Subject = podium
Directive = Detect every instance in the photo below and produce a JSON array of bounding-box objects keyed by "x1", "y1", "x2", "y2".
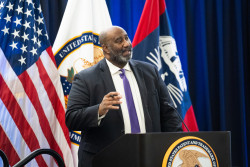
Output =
[{"x1": 93, "y1": 132, "x2": 231, "y2": 167}]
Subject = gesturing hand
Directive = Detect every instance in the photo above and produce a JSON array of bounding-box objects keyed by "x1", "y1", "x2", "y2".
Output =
[{"x1": 98, "y1": 92, "x2": 122, "y2": 116}]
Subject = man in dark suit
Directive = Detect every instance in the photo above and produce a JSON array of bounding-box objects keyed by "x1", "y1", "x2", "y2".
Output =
[{"x1": 66, "y1": 26, "x2": 182, "y2": 167}]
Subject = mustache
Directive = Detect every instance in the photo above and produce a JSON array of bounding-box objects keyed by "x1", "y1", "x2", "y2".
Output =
[{"x1": 122, "y1": 47, "x2": 132, "y2": 52}]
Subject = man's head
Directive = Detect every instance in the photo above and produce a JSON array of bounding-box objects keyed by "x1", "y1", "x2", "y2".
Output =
[{"x1": 99, "y1": 26, "x2": 132, "y2": 68}]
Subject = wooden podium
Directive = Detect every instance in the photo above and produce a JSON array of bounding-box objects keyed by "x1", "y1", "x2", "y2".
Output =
[{"x1": 93, "y1": 132, "x2": 231, "y2": 167}]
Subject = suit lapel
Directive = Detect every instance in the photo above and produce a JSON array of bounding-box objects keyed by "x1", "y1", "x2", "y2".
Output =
[
  {"x1": 99, "y1": 59, "x2": 116, "y2": 93},
  {"x1": 129, "y1": 60, "x2": 153, "y2": 132},
  {"x1": 99, "y1": 59, "x2": 124, "y2": 120}
]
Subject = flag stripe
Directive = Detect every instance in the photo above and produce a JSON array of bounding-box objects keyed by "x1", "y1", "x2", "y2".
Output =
[
  {"x1": 0, "y1": 74, "x2": 48, "y2": 167},
  {"x1": 18, "y1": 67, "x2": 64, "y2": 160},
  {"x1": 42, "y1": 48, "x2": 65, "y2": 106},
  {"x1": 29, "y1": 52, "x2": 73, "y2": 165},
  {"x1": 44, "y1": 47, "x2": 66, "y2": 107},
  {"x1": 46, "y1": 46, "x2": 57, "y2": 66},
  {"x1": 0, "y1": 51, "x2": 50, "y2": 166},
  {"x1": 183, "y1": 106, "x2": 199, "y2": 131},
  {"x1": 36, "y1": 57, "x2": 71, "y2": 146},
  {"x1": 0, "y1": 98, "x2": 40, "y2": 167},
  {"x1": 0, "y1": 124, "x2": 20, "y2": 166},
  {"x1": 40, "y1": 48, "x2": 71, "y2": 146},
  {"x1": 132, "y1": 0, "x2": 166, "y2": 47}
]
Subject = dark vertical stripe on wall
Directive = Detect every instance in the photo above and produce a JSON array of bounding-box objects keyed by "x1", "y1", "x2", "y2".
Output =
[
  {"x1": 234, "y1": 1, "x2": 248, "y2": 166},
  {"x1": 40, "y1": 0, "x2": 68, "y2": 45},
  {"x1": 222, "y1": 1, "x2": 246, "y2": 165},
  {"x1": 185, "y1": 0, "x2": 212, "y2": 131},
  {"x1": 242, "y1": 0, "x2": 250, "y2": 164},
  {"x1": 205, "y1": 0, "x2": 220, "y2": 131},
  {"x1": 215, "y1": 0, "x2": 226, "y2": 131}
]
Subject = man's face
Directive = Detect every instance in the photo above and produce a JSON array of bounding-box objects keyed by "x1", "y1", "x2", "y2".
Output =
[{"x1": 105, "y1": 27, "x2": 132, "y2": 67}]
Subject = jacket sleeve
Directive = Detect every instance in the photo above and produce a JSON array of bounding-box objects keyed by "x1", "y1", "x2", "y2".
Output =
[{"x1": 65, "y1": 73, "x2": 100, "y2": 131}]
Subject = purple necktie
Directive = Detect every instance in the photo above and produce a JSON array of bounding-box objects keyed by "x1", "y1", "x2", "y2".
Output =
[{"x1": 119, "y1": 69, "x2": 140, "y2": 133}]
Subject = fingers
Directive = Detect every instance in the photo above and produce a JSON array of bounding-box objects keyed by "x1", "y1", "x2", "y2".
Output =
[
  {"x1": 107, "y1": 92, "x2": 122, "y2": 99},
  {"x1": 105, "y1": 92, "x2": 122, "y2": 106},
  {"x1": 98, "y1": 92, "x2": 122, "y2": 116}
]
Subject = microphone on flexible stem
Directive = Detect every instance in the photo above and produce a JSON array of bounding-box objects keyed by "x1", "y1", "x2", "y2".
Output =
[{"x1": 164, "y1": 102, "x2": 190, "y2": 132}]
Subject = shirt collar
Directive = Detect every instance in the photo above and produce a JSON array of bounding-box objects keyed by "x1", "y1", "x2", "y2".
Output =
[{"x1": 106, "y1": 59, "x2": 131, "y2": 75}]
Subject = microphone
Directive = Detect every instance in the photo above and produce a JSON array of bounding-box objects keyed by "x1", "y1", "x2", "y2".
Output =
[{"x1": 164, "y1": 102, "x2": 190, "y2": 132}]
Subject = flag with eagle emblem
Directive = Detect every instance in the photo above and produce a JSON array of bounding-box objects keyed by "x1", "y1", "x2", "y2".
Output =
[{"x1": 132, "y1": 0, "x2": 198, "y2": 131}]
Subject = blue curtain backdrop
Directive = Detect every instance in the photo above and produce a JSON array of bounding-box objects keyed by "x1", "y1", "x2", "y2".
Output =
[{"x1": 41, "y1": 0, "x2": 250, "y2": 166}]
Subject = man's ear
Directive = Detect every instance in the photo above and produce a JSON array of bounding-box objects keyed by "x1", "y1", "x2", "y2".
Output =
[{"x1": 102, "y1": 45, "x2": 110, "y2": 54}]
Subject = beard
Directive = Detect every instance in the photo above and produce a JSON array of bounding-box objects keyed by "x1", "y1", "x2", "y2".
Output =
[{"x1": 109, "y1": 48, "x2": 132, "y2": 66}]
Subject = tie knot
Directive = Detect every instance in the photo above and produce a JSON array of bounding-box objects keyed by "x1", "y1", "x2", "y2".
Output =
[{"x1": 119, "y1": 69, "x2": 125, "y2": 78}]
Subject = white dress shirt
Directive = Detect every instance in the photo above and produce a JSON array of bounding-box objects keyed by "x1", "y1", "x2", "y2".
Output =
[{"x1": 106, "y1": 59, "x2": 146, "y2": 133}]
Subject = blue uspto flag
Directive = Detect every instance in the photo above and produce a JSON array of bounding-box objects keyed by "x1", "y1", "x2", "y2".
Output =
[{"x1": 132, "y1": 0, "x2": 198, "y2": 131}]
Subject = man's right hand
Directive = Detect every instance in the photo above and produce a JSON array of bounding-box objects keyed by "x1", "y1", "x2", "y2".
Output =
[{"x1": 98, "y1": 92, "x2": 122, "y2": 116}]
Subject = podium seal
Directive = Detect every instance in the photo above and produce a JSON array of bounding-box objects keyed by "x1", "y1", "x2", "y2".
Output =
[{"x1": 162, "y1": 136, "x2": 219, "y2": 167}]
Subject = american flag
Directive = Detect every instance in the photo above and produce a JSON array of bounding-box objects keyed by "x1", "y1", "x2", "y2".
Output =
[{"x1": 0, "y1": 0, "x2": 74, "y2": 166}]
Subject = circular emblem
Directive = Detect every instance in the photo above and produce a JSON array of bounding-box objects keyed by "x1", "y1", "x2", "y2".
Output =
[{"x1": 162, "y1": 136, "x2": 219, "y2": 167}]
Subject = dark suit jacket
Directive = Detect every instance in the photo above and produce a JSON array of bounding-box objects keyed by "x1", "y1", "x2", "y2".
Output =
[{"x1": 66, "y1": 58, "x2": 182, "y2": 167}]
